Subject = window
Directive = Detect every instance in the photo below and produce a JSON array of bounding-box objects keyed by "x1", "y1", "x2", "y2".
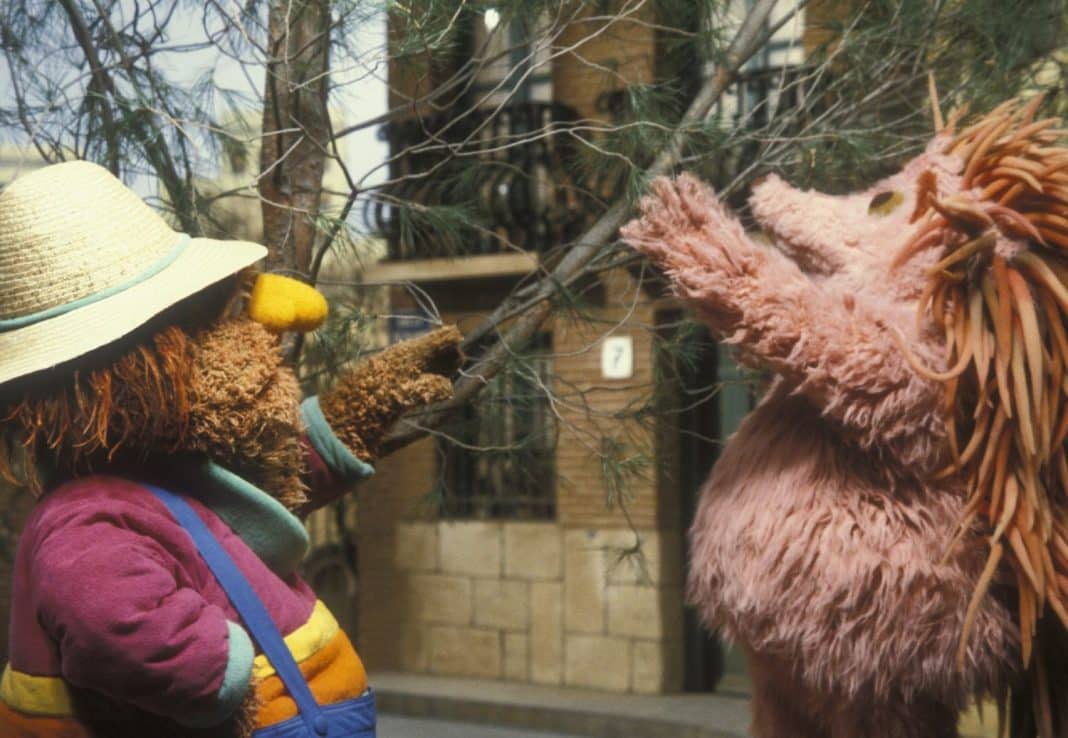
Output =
[
  {"x1": 438, "y1": 333, "x2": 556, "y2": 519},
  {"x1": 472, "y1": 7, "x2": 553, "y2": 107},
  {"x1": 711, "y1": 1, "x2": 808, "y2": 132}
]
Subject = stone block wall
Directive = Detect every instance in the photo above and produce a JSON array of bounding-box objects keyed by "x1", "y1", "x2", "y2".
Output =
[{"x1": 390, "y1": 519, "x2": 684, "y2": 694}]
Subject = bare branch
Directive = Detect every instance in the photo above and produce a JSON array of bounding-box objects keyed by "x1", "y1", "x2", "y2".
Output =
[{"x1": 379, "y1": 0, "x2": 787, "y2": 454}]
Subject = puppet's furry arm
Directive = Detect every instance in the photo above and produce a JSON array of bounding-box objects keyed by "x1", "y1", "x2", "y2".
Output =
[
  {"x1": 623, "y1": 175, "x2": 946, "y2": 471},
  {"x1": 300, "y1": 326, "x2": 463, "y2": 511},
  {"x1": 318, "y1": 325, "x2": 462, "y2": 460}
]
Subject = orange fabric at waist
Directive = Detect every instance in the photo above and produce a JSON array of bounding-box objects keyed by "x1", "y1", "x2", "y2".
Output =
[
  {"x1": 0, "y1": 700, "x2": 91, "y2": 738},
  {"x1": 255, "y1": 628, "x2": 368, "y2": 728}
]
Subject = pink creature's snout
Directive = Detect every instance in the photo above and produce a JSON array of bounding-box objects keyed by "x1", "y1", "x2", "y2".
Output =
[{"x1": 747, "y1": 173, "x2": 857, "y2": 276}]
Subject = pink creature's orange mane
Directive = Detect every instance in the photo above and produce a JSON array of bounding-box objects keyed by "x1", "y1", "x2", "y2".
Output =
[{"x1": 896, "y1": 96, "x2": 1068, "y2": 667}]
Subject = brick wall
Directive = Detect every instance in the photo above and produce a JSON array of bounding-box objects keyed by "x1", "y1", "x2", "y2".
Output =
[
  {"x1": 552, "y1": 3, "x2": 657, "y2": 121},
  {"x1": 803, "y1": 0, "x2": 855, "y2": 54},
  {"x1": 353, "y1": 437, "x2": 439, "y2": 670},
  {"x1": 554, "y1": 274, "x2": 661, "y2": 530}
]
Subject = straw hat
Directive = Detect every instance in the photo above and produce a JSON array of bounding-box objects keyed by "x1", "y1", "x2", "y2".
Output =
[{"x1": 0, "y1": 160, "x2": 266, "y2": 386}]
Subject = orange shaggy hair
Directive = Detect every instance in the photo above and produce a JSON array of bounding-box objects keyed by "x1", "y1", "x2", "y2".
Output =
[
  {"x1": 0, "y1": 276, "x2": 244, "y2": 494},
  {"x1": 896, "y1": 97, "x2": 1068, "y2": 670},
  {"x1": 0, "y1": 327, "x2": 196, "y2": 494}
]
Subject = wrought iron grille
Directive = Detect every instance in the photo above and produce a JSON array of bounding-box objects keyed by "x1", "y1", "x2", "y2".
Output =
[
  {"x1": 438, "y1": 333, "x2": 556, "y2": 520},
  {"x1": 724, "y1": 64, "x2": 808, "y2": 129},
  {"x1": 371, "y1": 102, "x2": 586, "y2": 261}
]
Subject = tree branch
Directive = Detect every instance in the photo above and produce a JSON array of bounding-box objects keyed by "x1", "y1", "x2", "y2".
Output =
[
  {"x1": 57, "y1": 0, "x2": 200, "y2": 233},
  {"x1": 379, "y1": 0, "x2": 786, "y2": 454},
  {"x1": 259, "y1": 0, "x2": 332, "y2": 276}
]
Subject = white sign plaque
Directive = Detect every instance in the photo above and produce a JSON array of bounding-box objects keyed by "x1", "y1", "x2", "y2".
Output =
[{"x1": 601, "y1": 336, "x2": 634, "y2": 379}]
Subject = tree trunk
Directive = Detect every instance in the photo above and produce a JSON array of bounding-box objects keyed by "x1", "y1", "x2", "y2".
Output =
[{"x1": 260, "y1": 0, "x2": 332, "y2": 276}]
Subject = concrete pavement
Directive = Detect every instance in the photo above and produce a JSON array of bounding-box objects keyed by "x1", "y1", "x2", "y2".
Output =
[
  {"x1": 374, "y1": 671, "x2": 999, "y2": 738},
  {"x1": 374, "y1": 671, "x2": 750, "y2": 738},
  {"x1": 380, "y1": 714, "x2": 580, "y2": 737}
]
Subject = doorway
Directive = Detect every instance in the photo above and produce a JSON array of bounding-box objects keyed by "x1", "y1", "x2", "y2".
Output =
[{"x1": 677, "y1": 328, "x2": 754, "y2": 692}]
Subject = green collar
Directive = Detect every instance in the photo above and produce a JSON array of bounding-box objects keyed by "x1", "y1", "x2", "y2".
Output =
[{"x1": 186, "y1": 460, "x2": 310, "y2": 577}]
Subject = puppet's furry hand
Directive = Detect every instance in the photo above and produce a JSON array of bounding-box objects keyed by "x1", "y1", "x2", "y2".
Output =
[
  {"x1": 318, "y1": 325, "x2": 463, "y2": 462},
  {"x1": 621, "y1": 174, "x2": 754, "y2": 324}
]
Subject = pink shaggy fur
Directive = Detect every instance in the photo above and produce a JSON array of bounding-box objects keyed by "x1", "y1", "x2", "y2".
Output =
[{"x1": 621, "y1": 138, "x2": 1018, "y2": 737}]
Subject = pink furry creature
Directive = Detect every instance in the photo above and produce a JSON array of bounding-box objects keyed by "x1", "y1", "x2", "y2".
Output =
[{"x1": 623, "y1": 97, "x2": 1068, "y2": 738}]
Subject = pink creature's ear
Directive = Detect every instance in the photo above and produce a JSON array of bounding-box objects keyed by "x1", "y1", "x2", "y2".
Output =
[{"x1": 748, "y1": 174, "x2": 865, "y2": 276}]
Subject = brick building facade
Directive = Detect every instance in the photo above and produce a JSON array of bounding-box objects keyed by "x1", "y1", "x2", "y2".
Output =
[
  {"x1": 354, "y1": 271, "x2": 690, "y2": 692},
  {"x1": 351, "y1": 0, "x2": 818, "y2": 694}
]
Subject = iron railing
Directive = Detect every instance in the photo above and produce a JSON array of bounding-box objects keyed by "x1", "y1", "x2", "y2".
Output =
[
  {"x1": 438, "y1": 333, "x2": 556, "y2": 520},
  {"x1": 371, "y1": 102, "x2": 586, "y2": 262},
  {"x1": 372, "y1": 67, "x2": 808, "y2": 263},
  {"x1": 724, "y1": 63, "x2": 809, "y2": 130}
]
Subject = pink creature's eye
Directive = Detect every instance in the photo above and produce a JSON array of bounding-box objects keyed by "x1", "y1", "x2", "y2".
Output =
[{"x1": 868, "y1": 190, "x2": 904, "y2": 216}]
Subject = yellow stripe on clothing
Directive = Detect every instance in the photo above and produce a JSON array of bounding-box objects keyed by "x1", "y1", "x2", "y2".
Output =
[
  {"x1": 255, "y1": 628, "x2": 368, "y2": 728},
  {"x1": 0, "y1": 599, "x2": 339, "y2": 718},
  {"x1": 0, "y1": 666, "x2": 73, "y2": 717},
  {"x1": 252, "y1": 600, "x2": 339, "y2": 680}
]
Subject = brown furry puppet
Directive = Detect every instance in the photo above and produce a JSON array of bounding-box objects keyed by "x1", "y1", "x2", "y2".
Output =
[
  {"x1": 623, "y1": 97, "x2": 1068, "y2": 737},
  {"x1": 0, "y1": 161, "x2": 461, "y2": 738}
]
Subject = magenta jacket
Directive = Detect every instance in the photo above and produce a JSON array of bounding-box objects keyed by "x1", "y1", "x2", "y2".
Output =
[{"x1": 1, "y1": 397, "x2": 373, "y2": 735}]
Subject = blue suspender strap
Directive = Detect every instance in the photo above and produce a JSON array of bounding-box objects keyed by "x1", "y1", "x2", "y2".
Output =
[{"x1": 145, "y1": 485, "x2": 330, "y2": 737}]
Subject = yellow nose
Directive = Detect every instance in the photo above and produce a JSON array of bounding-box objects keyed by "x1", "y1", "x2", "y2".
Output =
[{"x1": 247, "y1": 273, "x2": 329, "y2": 333}]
